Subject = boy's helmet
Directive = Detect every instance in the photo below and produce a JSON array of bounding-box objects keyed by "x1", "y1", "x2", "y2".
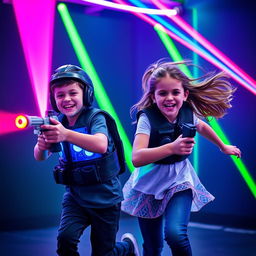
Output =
[{"x1": 49, "y1": 64, "x2": 94, "y2": 112}]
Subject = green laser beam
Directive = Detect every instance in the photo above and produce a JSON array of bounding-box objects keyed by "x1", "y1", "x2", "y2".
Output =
[
  {"x1": 208, "y1": 118, "x2": 256, "y2": 198},
  {"x1": 192, "y1": 8, "x2": 199, "y2": 79},
  {"x1": 191, "y1": 8, "x2": 199, "y2": 173},
  {"x1": 58, "y1": 3, "x2": 134, "y2": 172}
]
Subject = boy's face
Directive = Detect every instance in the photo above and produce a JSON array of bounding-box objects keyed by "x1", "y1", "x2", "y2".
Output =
[{"x1": 54, "y1": 82, "x2": 84, "y2": 123}]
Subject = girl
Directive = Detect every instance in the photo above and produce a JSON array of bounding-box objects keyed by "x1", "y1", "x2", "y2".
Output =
[{"x1": 121, "y1": 59, "x2": 241, "y2": 256}]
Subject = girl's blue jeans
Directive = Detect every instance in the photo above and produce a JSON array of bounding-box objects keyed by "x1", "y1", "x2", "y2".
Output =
[{"x1": 138, "y1": 189, "x2": 193, "y2": 256}]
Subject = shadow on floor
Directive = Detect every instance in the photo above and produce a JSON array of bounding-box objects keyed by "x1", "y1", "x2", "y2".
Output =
[{"x1": 0, "y1": 215, "x2": 256, "y2": 256}]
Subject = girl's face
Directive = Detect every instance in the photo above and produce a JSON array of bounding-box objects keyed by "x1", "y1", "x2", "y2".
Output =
[
  {"x1": 152, "y1": 75, "x2": 189, "y2": 122},
  {"x1": 54, "y1": 82, "x2": 84, "y2": 125}
]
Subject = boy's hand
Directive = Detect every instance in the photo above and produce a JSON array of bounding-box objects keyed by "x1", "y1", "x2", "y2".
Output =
[
  {"x1": 37, "y1": 134, "x2": 52, "y2": 151},
  {"x1": 171, "y1": 135, "x2": 195, "y2": 155},
  {"x1": 220, "y1": 145, "x2": 241, "y2": 158},
  {"x1": 41, "y1": 118, "x2": 67, "y2": 143}
]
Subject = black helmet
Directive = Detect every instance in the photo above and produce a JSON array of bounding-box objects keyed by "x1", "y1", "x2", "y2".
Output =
[{"x1": 49, "y1": 64, "x2": 94, "y2": 112}]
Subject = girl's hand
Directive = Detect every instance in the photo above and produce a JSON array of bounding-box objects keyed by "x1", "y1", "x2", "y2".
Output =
[
  {"x1": 41, "y1": 118, "x2": 68, "y2": 143},
  {"x1": 37, "y1": 134, "x2": 52, "y2": 151},
  {"x1": 171, "y1": 135, "x2": 195, "y2": 155},
  {"x1": 220, "y1": 145, "x2": 241, "y2": 158}
]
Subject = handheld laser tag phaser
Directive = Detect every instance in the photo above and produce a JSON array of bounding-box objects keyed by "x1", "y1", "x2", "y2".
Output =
[
  {"x1": 15, "y1": 110, "x2": 61, "y2": 152},
  {"x1": 181, "y1": 123, "x2": 196, "y2": 143}
]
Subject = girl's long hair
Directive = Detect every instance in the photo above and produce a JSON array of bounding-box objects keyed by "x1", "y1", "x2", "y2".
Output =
[{"x1": 131, "y1": 59, "x2": 236, "y2": 119}]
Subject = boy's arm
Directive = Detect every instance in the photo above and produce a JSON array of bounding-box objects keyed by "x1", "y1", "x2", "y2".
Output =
[
  {"x1": 41, "y1": 117, "x2": 108, "y2": 154},
  {"x1": 64, "y1": 130, "x2": 108, "y2": 154},
  {"x1": 196, "y1": 119, "x2": 241, "y2": 157}
]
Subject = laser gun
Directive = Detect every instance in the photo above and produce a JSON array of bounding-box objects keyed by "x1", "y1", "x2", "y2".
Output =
[
  {"x1": 181, "y1": 123, "x2": 196, "y2": 144},
  {"x1": 181, "y1": 123, "x2": 196, "y2": 138},
  {"x1": 15, "y1": 110, "x2": 61, "y2": 152}
]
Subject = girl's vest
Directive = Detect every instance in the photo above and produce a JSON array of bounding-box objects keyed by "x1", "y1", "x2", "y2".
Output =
[
  {"x1": 53, "y1": 108, "x2": 126, "y2": 185},
  {"x1": 137, "y1": 102, "x2": 196, "y2": 164}
]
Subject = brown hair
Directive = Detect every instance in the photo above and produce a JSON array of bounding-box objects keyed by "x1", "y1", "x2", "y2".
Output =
[
  {"x1": 51, "y1": 79, "x2": 84, "y2": 94},
  {"x1": 131, "y1": 59, "x2": 236, "y2": 119}
]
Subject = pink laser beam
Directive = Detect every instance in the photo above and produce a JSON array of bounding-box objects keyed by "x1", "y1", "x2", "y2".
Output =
[
  {"x1": 0, "y1": 111, "x2": 24, "y2": 135},
  {"x1": 12, "y1": 0, "x2": 57, "y2": 117},
  {"x1": 151, "y1": 0, "x2": 256, "y2": 88},
  {"x1": 113, "y1": 0, "x2": 256, "y2": 94}
]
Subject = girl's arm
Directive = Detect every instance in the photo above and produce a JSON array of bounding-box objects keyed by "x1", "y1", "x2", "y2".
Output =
[
  {"x1": 196, "y1": 119, "x2": 241, "y2": 157},
  {"x1": 132, "y1": 133, "x2": 195, "y2": 167},
  {"x1": 41, "y1": 118, "x2": 108, "y2": 154}
]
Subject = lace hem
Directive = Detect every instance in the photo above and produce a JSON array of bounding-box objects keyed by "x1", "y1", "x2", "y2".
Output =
[{"x1": 121, "y1": 180, "x2": 215, "y2": 218}]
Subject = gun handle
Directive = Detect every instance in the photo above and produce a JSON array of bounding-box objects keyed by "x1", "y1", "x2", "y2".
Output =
[{"x1": 50, "y1": 142, "x2": 62, "y2": 153}]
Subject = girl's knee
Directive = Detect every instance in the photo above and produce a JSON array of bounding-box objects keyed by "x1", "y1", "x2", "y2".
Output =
[
  {"x1": 164, "y1": 227, "x2": 192, "y2": 256},
  {"x1": 164, "y1": 225, "x2": 188, "y2": 246},
  {"x1": 141, "y1": 237, "x2": 164, "y2": 256}
]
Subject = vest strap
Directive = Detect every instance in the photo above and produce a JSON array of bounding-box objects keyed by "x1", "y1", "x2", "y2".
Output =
[
  {"x1": 137, "y1": 102, "x2": 195, "y2": 164},
  {"x1": 53, "y1": 150, "x2": 120, "y2": 185}
]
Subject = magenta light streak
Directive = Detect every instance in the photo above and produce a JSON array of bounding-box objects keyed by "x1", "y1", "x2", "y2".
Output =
[
  {"x1": 151, "y1": 0, "x2": 256, "y2": 89},
  {"x1": 0, "y1": 111, "x2": 23, "y2": 135},
  {"x1": 12, "y1": 0, "x2": 56, "y2": 117},
  {"x1": 114, "y1": 0, "x2": 256, "y2": 95}
]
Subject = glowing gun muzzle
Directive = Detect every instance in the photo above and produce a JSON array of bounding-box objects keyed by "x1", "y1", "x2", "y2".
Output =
[{"x1": 15, "y1": 115, "x2": 29, "y2": 129}]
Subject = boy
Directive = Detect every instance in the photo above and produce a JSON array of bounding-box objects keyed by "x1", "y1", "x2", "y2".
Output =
[{"x1": 34, "y1": 64, "x2": 140, "y2": 256}]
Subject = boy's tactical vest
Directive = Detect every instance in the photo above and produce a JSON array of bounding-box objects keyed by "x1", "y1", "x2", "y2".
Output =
[
  {"x1": 137, "y1": 102, "x2": 196, "y2": 164},
  {"x1": 53, "y1": 108, "x2": 126, "y2": 185}
]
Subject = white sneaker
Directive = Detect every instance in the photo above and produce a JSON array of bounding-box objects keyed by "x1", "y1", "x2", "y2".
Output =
[{"x1": 121, "y1": 233, "x2": 140, "y2": 256}]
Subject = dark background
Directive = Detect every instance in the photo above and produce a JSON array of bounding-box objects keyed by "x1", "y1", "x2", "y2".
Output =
[{"x1": 0, "y1": 0, "x2": 255, "y2": 230}]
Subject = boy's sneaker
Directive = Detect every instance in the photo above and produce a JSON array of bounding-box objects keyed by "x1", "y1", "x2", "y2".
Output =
[{"x1": 121, "y1": 233, "x2": 140, "y2": 256}]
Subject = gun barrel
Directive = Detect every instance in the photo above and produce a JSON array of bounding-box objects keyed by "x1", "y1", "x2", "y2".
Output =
[
  {"x1": 15, "y1": 115, "x2": 45, "y2": 129},
  {"x1": 27, "y1": 116, "x2": 45, "y2": 126}
]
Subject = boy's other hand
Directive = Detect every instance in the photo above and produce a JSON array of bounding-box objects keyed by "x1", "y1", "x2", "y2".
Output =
[{"x1": 37, "y1": 134, "x2": 52, "y2": 151}]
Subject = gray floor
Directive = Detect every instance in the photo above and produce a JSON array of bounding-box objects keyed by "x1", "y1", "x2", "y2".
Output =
[{"x1": 1, "y1": 216, "x2": 256, "y2": 256}]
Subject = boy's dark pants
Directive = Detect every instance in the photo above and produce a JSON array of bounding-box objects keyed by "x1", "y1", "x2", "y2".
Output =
[{"x1": 57, "y1": 193, "x2": 131, "y2": 256}]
